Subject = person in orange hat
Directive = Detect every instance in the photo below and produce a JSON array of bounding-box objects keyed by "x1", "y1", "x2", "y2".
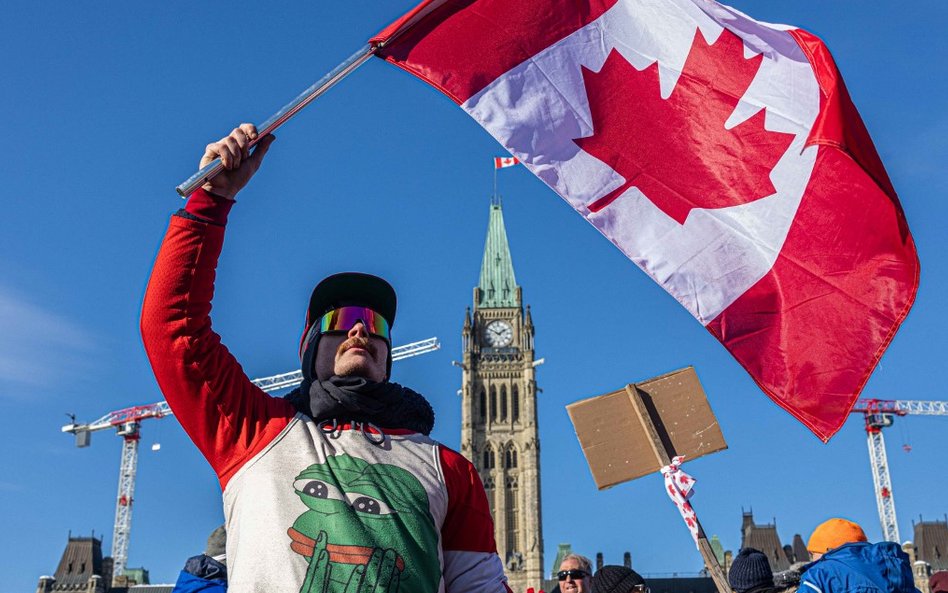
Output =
[
  {"x1": 806, "y1": 518, "x2": 868, "y2": 560},
  {"x1": 798, "y1": 518, "x2": 919, "y2": 593}
]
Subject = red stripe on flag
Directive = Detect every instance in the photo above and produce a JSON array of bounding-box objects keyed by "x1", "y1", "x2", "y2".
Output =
[
  {"x1": 375, "y1": 0, "x2": 618, "y2": 104},
  {"x1": 707, "y1": 146, "x2": 918, "y2": 441},
  {"x1": 790, "y1": 29, "x2": 899, "y2": 201}
]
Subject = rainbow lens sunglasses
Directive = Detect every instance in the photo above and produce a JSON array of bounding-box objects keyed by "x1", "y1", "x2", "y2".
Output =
[{"x1": 317, "y1": 306, "x2": 390, "y2": 341}]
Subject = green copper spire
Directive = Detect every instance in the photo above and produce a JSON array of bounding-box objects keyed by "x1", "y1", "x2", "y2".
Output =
[{"x1": 478, "y1": 199, "x2": 519, "y2": 308}]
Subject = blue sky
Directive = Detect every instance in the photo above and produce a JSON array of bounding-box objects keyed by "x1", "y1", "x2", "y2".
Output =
[{"x1": 2, "y1": 1, "x2": 947, "y2": 590}]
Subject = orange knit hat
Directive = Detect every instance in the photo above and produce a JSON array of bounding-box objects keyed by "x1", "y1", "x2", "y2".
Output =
[{"x1": 807, "y1": 518, "x2": 868, "y2": 554}]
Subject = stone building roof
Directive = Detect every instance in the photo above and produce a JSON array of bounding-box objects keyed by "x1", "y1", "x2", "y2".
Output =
[
  {"x1": 108, "y1": 586, "x2": 173, "y2": 593},
  {"x1": 915, "y1": 519, "x2": 948, "y2": 571},
  {"x1": 550, "y1": 543, "x2": 573, "y2": 578},
  {"x1": 741, "y1": 511, "x2": 791, "y2": 571},
  {"x1": 52, "y1": 535, "x2": 104, "y2": 589},
  {"x1": 791, "y1": 534, "x2": 811, "y2": 564}
]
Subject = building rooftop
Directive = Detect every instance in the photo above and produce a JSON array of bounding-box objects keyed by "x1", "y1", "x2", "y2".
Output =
[
  {"x1": 914, "y1": 519, "x2": 948, "y2": 571},
  {"x1": 741, "y1": 511, "x2": 791, "y2": 571},
  {"x1": 52, "y1": 535, "x2": 104, "y2": 589},
  {"x1": 478, "y1": 201, "x2": 519, "y2": 309}
]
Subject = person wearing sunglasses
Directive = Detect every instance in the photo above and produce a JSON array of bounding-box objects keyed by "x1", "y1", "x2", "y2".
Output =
[
  {"x1": 556, "y1": 554, "x2": 594, "y2": 593},
  {"x1": 142, "y1": 125, "x2": 510, "y2": 593},
  {"x1": 592, "y1": 565, "x2": 649, "y2": 593}
]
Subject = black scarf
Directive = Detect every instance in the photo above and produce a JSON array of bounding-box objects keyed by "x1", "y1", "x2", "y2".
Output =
[{"x1": 285, "y1": 375, "x2": 435, "y2": 435}]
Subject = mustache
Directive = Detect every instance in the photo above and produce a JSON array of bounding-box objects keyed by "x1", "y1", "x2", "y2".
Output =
[{"x1": 336, "y1": 336, "x2": 379, "y2": 357}]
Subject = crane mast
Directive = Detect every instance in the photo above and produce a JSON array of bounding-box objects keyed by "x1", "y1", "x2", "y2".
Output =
[
  {"x1": 851, "y1": 398, "x2": 948, "y2": 543},
  {"x1": 113, "y1": 422, "x2": 140, "y2": 581},
  {"x1": 62, "y1": 337, "x2": 439, "y2": 585}
]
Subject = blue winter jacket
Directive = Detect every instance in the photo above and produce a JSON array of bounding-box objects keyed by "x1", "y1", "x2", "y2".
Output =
[
  {"x1": 799, "y1": 542, "x2": 920, "y2": 593},
  {"x1": 171, "y1": 554, "x2": 227, "y2": 593}
]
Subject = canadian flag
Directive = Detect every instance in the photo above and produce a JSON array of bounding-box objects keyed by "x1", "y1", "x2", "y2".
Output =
[
  {"x1": 373, "y1": 0, "x2": 919, "y2": 441},
  {"x1": 495, "y1": 156, "x2": 520, "y2": 169}
]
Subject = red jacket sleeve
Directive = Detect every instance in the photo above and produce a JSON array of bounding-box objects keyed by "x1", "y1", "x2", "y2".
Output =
[
  {"x1": 439, "y1": 445, "x2": 511, "y2": 593},
  {"x1": 140, "y1": 191, "x2": 296, "y2": 487}
]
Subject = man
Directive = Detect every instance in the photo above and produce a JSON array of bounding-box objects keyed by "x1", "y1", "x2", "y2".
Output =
[
  {"x1": 728, "y1": 548, "x2": 775, "y2": 593},
  {"x1": 141, "y1": 125, "x2": 509, "y2": 593},
  {"x1": 931, "y1": 572, "x2": 948, "y2": 593},
  {"x1": 805, "y1": 518, "x2": 868, "y2": 561},
  {"x1": 556, "y1": 554, "x2": 593, "y2": 593},
  {"x1": 798, "y1": 518, "x2": 919, "y2": 593},
  {"x1": 592, "y1": 565, "x2": 649, "y2": 593},
  {"x1": 172, "y1": 526, "x2": 227, "y2": 593}
]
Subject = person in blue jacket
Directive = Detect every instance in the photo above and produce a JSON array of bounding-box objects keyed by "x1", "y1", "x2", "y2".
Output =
[
  {"x1": 799, "y1": 518, "x2": 920, "y2": 593},
  {"x1": 172, "y1": 526, "x2": 227, "y2": 593}
]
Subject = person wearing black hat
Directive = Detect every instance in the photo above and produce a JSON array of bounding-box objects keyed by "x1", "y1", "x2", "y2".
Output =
[
  {"x1": 142, "y1": 125, "x2": 508, "y2": 593},
  {"x1": 592, "y1": 565, "x2": 648, "y2": 593},
  {"x1": 728, "y1": 548, "x2": 775, "y2": 593}
]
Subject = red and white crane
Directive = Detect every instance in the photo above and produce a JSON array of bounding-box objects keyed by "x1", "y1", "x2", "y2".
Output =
[
  {"x1": 61, "y1": 337, "x2": 439, "y2": 584},
  {"x1": 851, "y1": 398, "x2": 948, "y2": 543}
]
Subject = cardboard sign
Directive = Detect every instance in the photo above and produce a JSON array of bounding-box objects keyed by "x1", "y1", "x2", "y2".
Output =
[{"x1": 567, "y1": 367, "x2": 727, "y2": 490}]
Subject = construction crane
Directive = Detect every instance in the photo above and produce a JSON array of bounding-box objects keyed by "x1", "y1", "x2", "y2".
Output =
[
  {"x1": 61, "y1": 337, "x2": 439, "y2": 584},
  {"x1": 851, "y1": 398, "x2": 948, "y2": 543}
]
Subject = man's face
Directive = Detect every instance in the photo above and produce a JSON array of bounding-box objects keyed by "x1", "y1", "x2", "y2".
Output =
[
  {"x1": 315, "y1": 322, "x2": 389, "y2": 382},
  {"x1": 558, "y1": 558, "x2": 591, "y2": 593}
]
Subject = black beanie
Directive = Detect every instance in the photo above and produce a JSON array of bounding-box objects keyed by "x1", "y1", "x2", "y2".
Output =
[
  {"x1": 593, "y1": 565, "x2": 646, "y2": 593},
  {"x1": 728, "y1": 548, "x2": 774, "y2": 593}
]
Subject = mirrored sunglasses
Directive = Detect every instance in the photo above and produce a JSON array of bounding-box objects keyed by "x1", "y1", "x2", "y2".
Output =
[{"x1": 318, "y1": 306, "x2": 390, "y2": 341}]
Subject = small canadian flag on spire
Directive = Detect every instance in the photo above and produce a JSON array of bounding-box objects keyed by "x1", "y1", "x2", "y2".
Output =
[{"x1": 494, "y1": 156, "x2": 519, "y2": 169}]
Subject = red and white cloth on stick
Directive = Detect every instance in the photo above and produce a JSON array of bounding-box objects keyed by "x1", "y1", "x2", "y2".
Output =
[
  {"x1": 373, "y1": 0, "x2": 919, "y2": 441},
  {"x1": 660, "y1": 455, "x2": 699, "y2": 546},
  {"x1": 494, "y1": 156, "x2": 520, "y2": 169}
]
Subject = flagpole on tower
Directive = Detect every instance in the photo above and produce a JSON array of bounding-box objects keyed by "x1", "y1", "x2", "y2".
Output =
[{"x1": 493, "y1": 164, "x2": 498, "y2": 201}]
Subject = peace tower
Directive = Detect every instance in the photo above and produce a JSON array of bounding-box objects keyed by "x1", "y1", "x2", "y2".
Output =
[{"x1": 459, "y1": 197, "x2": 544, "y2": 591}]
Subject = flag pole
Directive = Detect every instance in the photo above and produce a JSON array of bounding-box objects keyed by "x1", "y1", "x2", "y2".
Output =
[
  {"x1": 493, "y1": 164, "x2": 498, "y2": 201},
  {"x1": 176, "y1": 44, "x2": 377, "y2": 197}
]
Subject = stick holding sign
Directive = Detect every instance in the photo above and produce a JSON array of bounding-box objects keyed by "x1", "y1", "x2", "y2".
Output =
[{"x1": 567, "y1": 367, "x2": 731, "y2": 593}]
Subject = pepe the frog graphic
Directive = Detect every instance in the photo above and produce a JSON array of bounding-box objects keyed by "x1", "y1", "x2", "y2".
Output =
[{"x1": 288, "y1": 454, "x2": 439, "y2": 593}]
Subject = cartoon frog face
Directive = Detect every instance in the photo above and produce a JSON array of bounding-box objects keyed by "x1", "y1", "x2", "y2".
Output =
[{"x1": 288, "y1": 454, "x2": 439, "y2": 592}]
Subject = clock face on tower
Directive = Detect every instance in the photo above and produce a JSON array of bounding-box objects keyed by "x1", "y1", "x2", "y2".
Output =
[{"x1": 484, "y1": 320, "x2": 513, "y2": 347}]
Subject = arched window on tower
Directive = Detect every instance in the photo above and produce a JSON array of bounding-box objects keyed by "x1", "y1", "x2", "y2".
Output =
[
  {"x1": 512, "y1": 385, "x2": 520, "y2": 423},
  {"x1": 479, "y1": 388, "x2": 486, "y2": 421},
  {"x1": 490, "y1": 386, "x2": 497, "y2": 422},
  {"x1": 504, "y1": 443, "x2": 518, "y2": 469},
  {"x1": 500, "y1": 385, "x2": 508, "y2": 421},
  {"x1": 483, "y1": 444, "x2": 496, "y2": 470}
]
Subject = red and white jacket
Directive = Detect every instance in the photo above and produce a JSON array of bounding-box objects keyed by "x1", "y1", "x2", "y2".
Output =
[{"x1": 141, "y1": 190, "x2": 510, "y2": 593}]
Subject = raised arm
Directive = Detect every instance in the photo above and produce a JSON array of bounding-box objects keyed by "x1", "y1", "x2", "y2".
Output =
[{"x1": 141, "y1": 126, "x2": 292, "y2": 486}]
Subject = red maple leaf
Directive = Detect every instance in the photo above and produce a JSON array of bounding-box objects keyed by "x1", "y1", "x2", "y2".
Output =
[{"x1": 574, "y1": 29, "x2": 795, "y2": 224}]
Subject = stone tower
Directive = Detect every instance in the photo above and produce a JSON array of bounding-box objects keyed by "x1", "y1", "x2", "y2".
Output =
[{"x1": 459, "y1": 198, "x2": 544, "y2": 592}]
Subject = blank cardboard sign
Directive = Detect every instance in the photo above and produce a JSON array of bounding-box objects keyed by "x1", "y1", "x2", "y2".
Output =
[{"x1": 567, "y1": 367, "x2": 727, "y2": 490}]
